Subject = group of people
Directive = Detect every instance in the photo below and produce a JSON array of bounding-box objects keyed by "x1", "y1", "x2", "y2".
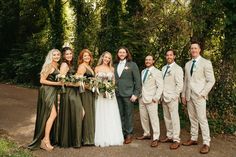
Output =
[
  {"x1": 136, "y1": 41, "x2": 215, "y2": 155},
  {"x1": 28, "y1": 41, "x2": 215, "y2": 154}
]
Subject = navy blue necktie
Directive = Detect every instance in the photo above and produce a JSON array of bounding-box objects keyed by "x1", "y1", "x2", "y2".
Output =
[
  {"x1": 190, "y1": 60, "x2": 196, "y2": 76},
  {"x1": 163, "y1": 65, "x2": 170, "y2": 78}
]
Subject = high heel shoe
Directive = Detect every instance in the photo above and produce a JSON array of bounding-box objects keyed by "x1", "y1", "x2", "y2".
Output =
[{"x1": 40, "y1": 140, "x2": 54, "y2": 151}]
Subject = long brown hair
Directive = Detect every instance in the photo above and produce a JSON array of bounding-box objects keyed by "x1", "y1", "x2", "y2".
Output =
[
  {"x1": 115, "y1": 47, "x2": 132, "y2": 63},
  {"x1": 61, "y1": 47, "x2": 73, "y2": 66},
  {"x1": 77, "y1": 49, "x2": 94, "y2": 65}
]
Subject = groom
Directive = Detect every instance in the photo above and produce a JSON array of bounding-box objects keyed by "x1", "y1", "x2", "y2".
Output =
[{"x1": 114, "y1": 47, "x2": 141, "y2": 144}]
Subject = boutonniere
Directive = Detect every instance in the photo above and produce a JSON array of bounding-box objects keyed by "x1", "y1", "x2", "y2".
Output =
[
  {"x1": 166, "y1": 70, "x2": 171, "y2": 76},
  {"x1": 124, "y1": 66, "x2": 129, "y2": 70},
  {"x1": 148, "y1": 72, "x2": 153, "y2": 79}
]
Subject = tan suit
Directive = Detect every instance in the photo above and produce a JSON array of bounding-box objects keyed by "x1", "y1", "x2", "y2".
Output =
[
  {"x1": 162, "y1": 62, "x2": 183, "y2": 142},
  {"x1": 139, "y1": 66, "x2": 163, "y2": 140},
  {"x1": 182, "y1": 56, "x2": 215, "y2": 146}
]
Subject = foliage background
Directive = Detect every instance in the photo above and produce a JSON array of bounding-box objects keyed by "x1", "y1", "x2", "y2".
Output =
[{"x1": 0, "y1": 0, "x2": 235, "y2": 134}]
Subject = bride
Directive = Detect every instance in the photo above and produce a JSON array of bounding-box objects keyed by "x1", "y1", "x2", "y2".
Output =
[{"x1": 94, "y1": 51, "x2": 124, "y2": 147}]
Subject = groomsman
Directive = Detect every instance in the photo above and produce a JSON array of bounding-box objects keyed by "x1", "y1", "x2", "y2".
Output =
[
  {"x1": 114, "y1": 47, "x2": 141, "y2": 144},
  {"x1": 182, "y1": 41, "x2": 215, "y2": 154},
  {"x1": 160, "y1": 50, "x2": 183, "y2": 149},
  {"x1": 137, "y1": 55, "x2": 163, "y2": 147}
]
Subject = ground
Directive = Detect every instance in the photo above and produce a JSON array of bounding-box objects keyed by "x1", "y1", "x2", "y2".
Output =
[{"x1": 0, "y1": 83, "x2": 235, "y2": 157}]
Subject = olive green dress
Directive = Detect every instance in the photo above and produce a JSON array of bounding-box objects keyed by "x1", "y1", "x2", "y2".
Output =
[
  {"x1": 28, "y1": 69, "x2": 59, "y2": 150},
  {"x1": 80, "y1": 68, "x2": 95, "y2": 145},
  {"x1": 58, "y1": 66, "x2": 83, "y2": 148}
]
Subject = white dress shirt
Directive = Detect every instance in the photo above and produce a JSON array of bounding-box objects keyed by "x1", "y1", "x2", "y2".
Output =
[
  {"x1": 117, "y1": 59, "x2": 126, "y2": 77},
  {"x1": 191, "y1": 55, "x2": 201, "y2": 71}
]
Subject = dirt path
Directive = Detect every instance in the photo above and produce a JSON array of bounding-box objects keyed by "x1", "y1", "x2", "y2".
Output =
[{"x1": 0, "y1": 83, "x2": 235, "y2": 157}]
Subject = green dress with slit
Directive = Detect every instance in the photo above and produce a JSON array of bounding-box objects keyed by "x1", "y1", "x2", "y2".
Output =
[
  {"x1": 80, "y1": 68, "x2": 95, "y2": 145},
  {"x1": 58, "y1": 66, "x2": 83, "y2": 147},
  {"x1": 28, "y1": 69, "x2": 60, "y2": 150}
]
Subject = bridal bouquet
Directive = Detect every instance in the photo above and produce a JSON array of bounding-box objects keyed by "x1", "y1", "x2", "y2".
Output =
[{"x1": 91, "y1": 77, "x2": 116, "y2": 99}]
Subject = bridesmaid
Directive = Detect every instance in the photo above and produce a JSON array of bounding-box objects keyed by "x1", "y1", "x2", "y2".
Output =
[
  {"x1": 58, "y1": 47, "x2": 84, "y2": 148},
  {"x1": 28, "y1": 49, "x2": 62, "y2": 151},
  {"x1": 76, "y1": 49, "x2": 95, "y2": 145}
]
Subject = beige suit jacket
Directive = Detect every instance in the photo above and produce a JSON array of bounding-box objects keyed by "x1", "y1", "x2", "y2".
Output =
[
  {"x1": 182, "y1": 56, "x2": 215, "y2": 101},
  {"x1": 162, "y1": 62, "x2": 183, "y2": 103},
  {"x1": 140, "y1": 67, "x2": 163, "y2": 104}
]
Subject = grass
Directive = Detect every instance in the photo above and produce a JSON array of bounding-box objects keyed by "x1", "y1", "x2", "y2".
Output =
[{"x1": 0, "y1": 137, "x2": 33, "y2": 157}]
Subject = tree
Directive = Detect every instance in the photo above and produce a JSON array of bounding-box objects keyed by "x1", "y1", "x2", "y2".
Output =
[
  {"x1": 97, "y1": 0, "x2": 122, "y2": 54},
  {"x1": 42, "y1": 0, "x2": 64, "y2": 48}
]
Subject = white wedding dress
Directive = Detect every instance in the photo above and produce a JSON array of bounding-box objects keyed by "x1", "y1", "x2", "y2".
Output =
[{"x1": 94, "y1": 72, "x2": 124, "y2": 147}]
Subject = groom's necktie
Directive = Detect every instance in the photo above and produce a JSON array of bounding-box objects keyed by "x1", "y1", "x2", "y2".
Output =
[
  {"x1": 142, "y1": 69, "x2": 149, "y2": 83},
  {"x1": 190, "y1": 59, "x2": 196, "y2": 76},
  {"x1": 163, "y1": 65, "x2": 170, "y2": 79}
]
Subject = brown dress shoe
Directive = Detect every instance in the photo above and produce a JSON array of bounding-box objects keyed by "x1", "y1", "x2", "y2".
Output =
[
  {"x1": 160, "y1": 137, "x2": 173, "y2": 143},
  {"x1": 124, "y1": 135, "x2": 133, "y2": 144},
  {"x1": 182, "y1": 140, "x2": 198, "y2": 146},
  {"x1": 200, "y1": 144, "x2": 210, "y2": 154},
  {"x1": 151, "y1": 140, "x2": 159, "y2": 147},
  {"x1": 136, "y1": 135, "x2": 151, "y2": 140},
  {"x1": 170, "y1": 141, "x2": 180, "y2": 149}
]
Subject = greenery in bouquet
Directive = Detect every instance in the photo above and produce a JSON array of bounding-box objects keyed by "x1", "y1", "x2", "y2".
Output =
[
  {"x1": 93, "y1": 77, "x2": 116, "y2": 99},
  {"x1": 56, "y1": 74, "x2": 70, "y2": 93}
]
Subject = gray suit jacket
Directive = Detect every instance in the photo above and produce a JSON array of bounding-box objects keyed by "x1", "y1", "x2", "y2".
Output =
[
  {"x1": 162, "y1": 62, "x2": 183, "y2": 103},
  {"x1": 114, "y1": 61, "x2": 141, "y2": 97},
  {"x1": 182, "y1": 56, "x2": 215, "y2": 101},
  {"x1": 140, "y1": 66, "x2": 163, "y2": 104}
]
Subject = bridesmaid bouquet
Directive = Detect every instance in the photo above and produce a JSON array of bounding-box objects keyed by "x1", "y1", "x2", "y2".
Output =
[
  {"x1": 68, "y1": 75, "x2": 86, "y2": 88},
  {"x1": 56, "y1": 74, "x2": 69, "y2": 93}
]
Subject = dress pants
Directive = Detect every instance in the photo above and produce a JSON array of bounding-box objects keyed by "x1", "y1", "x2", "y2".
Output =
[
  {"x1": 139, "y1": 99, "x2": 160, "y2": 140},
  {"x1": 187, "y1": 93, "x2": 211, "y2": 146},
  {"x1": 116, "y1": 96, "x2": 134, "y2": 137},
  {"x1": 162, "y1": 98, "x2": 180, "y2": 142}
]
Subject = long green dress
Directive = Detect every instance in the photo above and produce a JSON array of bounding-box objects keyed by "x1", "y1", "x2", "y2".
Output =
[
  {"x1": 28, "y1": 69, "x2": 59, "y2": 150},
  {"x1": 58, "y1": 66, "x2": 83, "y2": 148},
  {"x1": 80, "y1": 68, "x2": 95, "y2": 145}
]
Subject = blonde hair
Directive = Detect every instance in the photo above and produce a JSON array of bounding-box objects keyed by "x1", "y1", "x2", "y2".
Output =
[
  {"x1": 97, "y1": 51, "x2": 113, "y2": 68},
  {"x1": 40, "y1": 49, "x2": 61, "y2": 75}
]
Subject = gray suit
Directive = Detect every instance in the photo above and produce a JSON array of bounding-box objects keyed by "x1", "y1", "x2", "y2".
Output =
[
  {"x1": 182, "y1": 56, "x2": 215, "y2": 146},
  {"x1": 115, "y1": 61, "x2": 141, "y2": 137},
  {"x1": 162, "y1": 62, "x2": 183, "y2": 142}
]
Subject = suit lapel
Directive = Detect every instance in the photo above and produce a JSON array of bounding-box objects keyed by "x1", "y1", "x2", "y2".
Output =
[
  {"x1": 114, "y1": 63, "x2": 119, "y2": 79},
  {"x1": 119, "y1": 62, "x2": 129, "y2": 78},
  {"x1": 141, "y1": 69, "x2": 145, "y2": 84}
]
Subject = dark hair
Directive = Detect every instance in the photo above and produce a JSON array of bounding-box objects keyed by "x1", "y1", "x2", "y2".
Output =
[
  {"x1": 61, "y1": 47, "x2": 73, "y2": 66},
  {"x1": 191, "y1": 41, "x2": 202, "y2": 49},
  {"x1": 165, "y1": 49, "x2": 176, "y2": 56},
  {"x1": 115, "y1": 47, "x2": 132, "y2": 63}
]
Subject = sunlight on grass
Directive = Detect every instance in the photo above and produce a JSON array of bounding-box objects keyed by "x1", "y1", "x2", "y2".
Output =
[{"x1": 0, "y1": 138, "x2": 33, "y2": 157}]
